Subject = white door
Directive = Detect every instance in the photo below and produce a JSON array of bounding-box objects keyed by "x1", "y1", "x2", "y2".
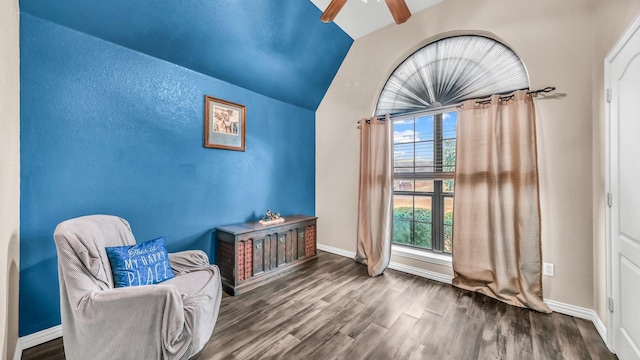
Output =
[{"x1": 607, "y1": 13, "x2": 640, "y2": 360}]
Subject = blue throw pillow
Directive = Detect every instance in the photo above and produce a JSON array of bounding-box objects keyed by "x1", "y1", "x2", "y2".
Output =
[{"x1": 105, "y1": 237, "x2": 175, "y2": 288}]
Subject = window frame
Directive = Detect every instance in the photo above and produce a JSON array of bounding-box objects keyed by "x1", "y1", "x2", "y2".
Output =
[{"x1": 392, "y1": 106, "x2": 457, "y2": 255}]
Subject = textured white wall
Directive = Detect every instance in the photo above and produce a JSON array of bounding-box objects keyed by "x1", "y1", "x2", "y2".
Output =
[
  {"x1": 317, "y1": 0, "x2": 602, "y2": 310},
  {"x1": 0, "y1": 0, "x2": 20, "y2": 358}
]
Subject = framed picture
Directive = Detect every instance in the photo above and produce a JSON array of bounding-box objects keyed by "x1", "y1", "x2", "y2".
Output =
[{"x1": 204, "y1": 96, "x2": 246, "y2": 151}]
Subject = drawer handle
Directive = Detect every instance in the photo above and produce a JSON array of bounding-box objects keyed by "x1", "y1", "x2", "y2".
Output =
[
  {"x1": 279, "y1": 237, "x2": 285, "y2": 243},
  {"x1": 256, "y1": 243, "x2": 262, "y2": 249}
]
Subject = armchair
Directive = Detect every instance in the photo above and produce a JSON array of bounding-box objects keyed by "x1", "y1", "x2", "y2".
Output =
[{"x1": 53, "y1": 215, "x2": 222, "y2": 360}]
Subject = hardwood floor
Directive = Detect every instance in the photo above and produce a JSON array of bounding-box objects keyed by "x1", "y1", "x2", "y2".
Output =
[{"x1": 22, "y1": 251, "x2": 615, "y2": 360}]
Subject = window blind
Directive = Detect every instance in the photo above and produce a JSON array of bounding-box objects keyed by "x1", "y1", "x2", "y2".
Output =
[{"x1": 376, "y1": 35, "x2": 529, "y2": 117}]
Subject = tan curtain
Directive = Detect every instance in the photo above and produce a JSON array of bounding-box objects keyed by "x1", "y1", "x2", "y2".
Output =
[
  {"x1": 355, "y1": 115, "x2": 393, "y2": 277},
  {"x1": 452, "y1": 90, "x2": 551, "y2": 313}
]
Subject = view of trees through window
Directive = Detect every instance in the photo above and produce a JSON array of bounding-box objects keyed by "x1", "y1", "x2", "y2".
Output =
[{"x1": 392, "y1": 111, "x2": 457, "y2": 254}]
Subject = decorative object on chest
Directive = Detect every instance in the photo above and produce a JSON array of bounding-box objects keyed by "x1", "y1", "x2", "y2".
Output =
[
  {"x1": 216, "y1": 215, "x2": 317, "y2": 295},
  {"x1": 259, "y1": 208, "x2": 285, "y2": 226}
]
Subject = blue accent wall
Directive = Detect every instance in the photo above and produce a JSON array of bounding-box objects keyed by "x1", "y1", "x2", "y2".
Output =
[
  {"x1": 20, "y1": 13, "x2": 317, "y2": 336},
  {"x1": 20, "y1": 0, "x2": 353, "y2": 110}
]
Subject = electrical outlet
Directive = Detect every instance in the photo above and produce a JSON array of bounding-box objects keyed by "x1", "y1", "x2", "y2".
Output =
[{"x1": 543, "y1": 263, "x2": 555, "y2": 277}]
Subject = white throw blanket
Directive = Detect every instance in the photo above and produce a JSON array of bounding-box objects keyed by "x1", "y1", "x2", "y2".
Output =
[{"x1": 54, "y1": 215, "x2": 222, "y2": 360}]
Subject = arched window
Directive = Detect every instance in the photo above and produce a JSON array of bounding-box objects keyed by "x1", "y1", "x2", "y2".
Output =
[
  {"x1": 376, "y1": 35, "x2": 529, "y2": 116},
  {"x1": 385, "y1": 35, "x2": 528, "y2": 255}
]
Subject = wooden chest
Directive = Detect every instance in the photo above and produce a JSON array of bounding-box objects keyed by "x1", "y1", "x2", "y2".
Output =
[{"x1": 215, "y1": 215, "x2": 317, "y2": 295}]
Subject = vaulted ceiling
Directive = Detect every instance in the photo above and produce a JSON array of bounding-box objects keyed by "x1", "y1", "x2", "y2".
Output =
[
  {"x1": 20, "y1": 0, "x2": 354, "y2": 110},
  {"x1": 309, "y1": 0, "x2": 444, "y2": 39}
]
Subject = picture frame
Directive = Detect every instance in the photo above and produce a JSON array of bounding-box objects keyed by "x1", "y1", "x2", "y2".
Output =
[{"x1": 204, "y1": 95, "x2": 246, "y2": 151}]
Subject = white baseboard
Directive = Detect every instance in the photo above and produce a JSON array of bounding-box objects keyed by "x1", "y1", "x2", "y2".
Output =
[
  {"x1": 592, "y1": 312, "x2": 609, "y2": 348},
  {"x1": 14, "y1": 324, "x2": 62, "y2": 359},
  {"x1": 13, "y1": 341, "x2": 21, "y2": 360},
  {"x1": 317, "y1": 243, "x2": 609, "y2": 347},
  {"x1": 543, "y1": 298, "x2": 596, "y2": 321},
  {"x1": 317, "y1": 244, "x2": 356, "y2": 259},
  {"x1": 387, "y1": 261, "x2": 454, "y2": 284},
  {"x1": 543, "y1": 299, "x2": 608, "y2": 349},
  {"x1": 17, "y1": 247, "x2": 611, "y2": 356}
]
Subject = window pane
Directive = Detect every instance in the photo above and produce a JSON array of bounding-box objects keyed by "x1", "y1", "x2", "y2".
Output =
[
  {"x1": 394, "y1": 195, "x2": 414, "y2": 246},
  {"x1": 444, "y1": 225, "x2": 453, "y2": 253},
  {"x1": 414, "y1": 222, "x2": 432, "y2": 249},
  {"x1": 444, "y1": 197, "x2": 454, "y2": 225},
  {"x1": 415, "y1": 180, "x2": 434, "y2": 192},
  {"x1": 393, "y1": 195, "x2": 413, "y2": 220},
  {"x1": 415, "y1": 115, "x2": 434, "y2": 141},
  {"x1": 394, "y1": 180, "x2": 414, "y2": 192},
  {"x1": 443, "y1": 180, "x2": 455, "y2": 193},
  {"x1": 444, "y1": 197, "x2": 453, "y2": 253},
  {"x1": 394, "y1": 143, "x2": 414, "y2": 172},
  {"x1": 394, "y1": 119, "x2": 415, "y2": 144},
  {"x1": 414, "y1": 195, "x2": 433, "y2": 250},
  {"x1": 414, "y1": 140, "x2": 434, "y2": 172},
  {"x1": 414, "y1": 196, "x2": 432, "y2": 223},
  {"x1": 414, "y1": 115, "x2": 435, "y2": 174},
  {"x1": 393, "y1": 220, "x2": 412, "y2": 245},
  {"x1": 442, "y1": 139, "x2": 456, "y2": 172},
  {"x1": 442, "y1": 111, "x2": 457, "y2": 138},
  {"x1": 442, "y1": 111, "x2": 457, "y2": 173}
]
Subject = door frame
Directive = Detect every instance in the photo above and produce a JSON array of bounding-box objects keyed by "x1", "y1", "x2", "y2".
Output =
[{"x1": 605, "y1": 10, "x2": 640, "y2": 353}]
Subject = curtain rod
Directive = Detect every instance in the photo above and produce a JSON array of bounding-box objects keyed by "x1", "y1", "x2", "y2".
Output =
[
  {"x1": 359, "y1": 86, "x2": 556, "y2": 124},
  {"x1": 474, "y1": 86, "x2": 556, "y2": 106}
]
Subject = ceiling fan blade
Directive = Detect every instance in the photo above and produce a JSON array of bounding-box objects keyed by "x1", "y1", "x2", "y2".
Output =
[
  {"x1": 320, "y1": 0, "x2": 348, "y2": 23},
  {"x1": 384, "y1": 0, "x2": 411, "y2": 24}
]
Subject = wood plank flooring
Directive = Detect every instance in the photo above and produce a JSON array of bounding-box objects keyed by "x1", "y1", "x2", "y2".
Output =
[{"x1": 22, "y1": 251, "x2": 615, "y2": 360}]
